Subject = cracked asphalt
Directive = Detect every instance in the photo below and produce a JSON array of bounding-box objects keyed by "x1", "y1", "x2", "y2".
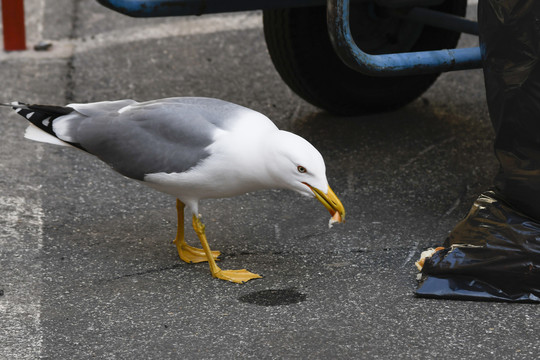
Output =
[{"x1": 1, "y1": 1, "x2": 538, "y2": 359}]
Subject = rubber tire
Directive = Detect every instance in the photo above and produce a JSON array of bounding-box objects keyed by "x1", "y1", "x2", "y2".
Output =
[{"x1": 263, "y1": 1, "x2": 467, "y2": 116}]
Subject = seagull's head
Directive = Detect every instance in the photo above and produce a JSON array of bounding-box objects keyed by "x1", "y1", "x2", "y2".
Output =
[{"x1": 265, "y1": 130, "x2": 345, "y2": 224}]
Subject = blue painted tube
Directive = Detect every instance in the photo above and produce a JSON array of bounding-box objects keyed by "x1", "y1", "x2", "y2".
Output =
[
  {"x1": 327, "y1": 0, "x2": 483, "y2": 76},
  {"x1": 96, "y1": 0, "x2": 325, "y2": 17}
]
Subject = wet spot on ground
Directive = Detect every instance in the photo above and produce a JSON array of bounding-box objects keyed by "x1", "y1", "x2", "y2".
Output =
[{"x1": 238, "y1": 288, "x2": 307, "y2": 306}]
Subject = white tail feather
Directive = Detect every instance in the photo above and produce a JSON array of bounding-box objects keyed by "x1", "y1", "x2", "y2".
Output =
[{"x1": 24, "y1": 123, "x2": 70, "y2": 147}]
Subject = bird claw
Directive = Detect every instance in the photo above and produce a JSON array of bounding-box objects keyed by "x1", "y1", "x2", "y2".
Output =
[
  {"x1": 213, "y1": 269, "x2": 262, "y2": 284},
  {"x1": 175, "y1": 241, "x2": 220, "y2": 264}
]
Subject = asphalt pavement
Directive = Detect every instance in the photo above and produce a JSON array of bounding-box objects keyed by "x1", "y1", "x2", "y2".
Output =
[{"x1": 1, "y1": 0, "x2": 538, "y2": 359}]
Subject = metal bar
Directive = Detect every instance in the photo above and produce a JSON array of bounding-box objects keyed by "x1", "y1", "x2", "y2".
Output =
[
  {"x1": 2, "y1": 0, "x2": 26, "y2": 51},
  {"x1": 397, "y1": 7, "x2": 479, "y2": 35},
  {"x1": 376, "y1": 0, "x2": 444, "y2": 7},
  {"x1": 327, "y1": 0, "x2": 482, "y2": 76},
  {"x1": 96, "y1": 0, "x2": 447, "y2": 17},
  {"x1": 96, "y1": 0, "x2": 327, "y2": 17}
]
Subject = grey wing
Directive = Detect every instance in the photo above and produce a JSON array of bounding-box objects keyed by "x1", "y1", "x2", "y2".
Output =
[
  {"x1": 68, "y1": 99, "x2": 138, "y2": 117},
  {"x1": 51, "y1": 100, "x2": 140, "y2": 144},
  {"x1": 73, "y1": 101, "x2": 225, "y2": 180},
  {"x1": 138, "y1": 97, "x2": 263, "y2": 130}
]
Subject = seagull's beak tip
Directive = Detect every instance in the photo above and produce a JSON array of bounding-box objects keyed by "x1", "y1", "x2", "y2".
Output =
[
  {"x1": 329, "y1": 209, "x2": 344, "y2": 226},
  {"x1": 307, "y1": 183, "x2": 346, "y2": 225}
]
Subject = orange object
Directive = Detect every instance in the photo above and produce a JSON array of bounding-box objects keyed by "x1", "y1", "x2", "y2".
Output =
[
  {"x1": 2, "y1": 0, "x2": 26, "y2": 51},
  {"x1": 415, "y1": 247, "x2": 445, "y2": 271}
]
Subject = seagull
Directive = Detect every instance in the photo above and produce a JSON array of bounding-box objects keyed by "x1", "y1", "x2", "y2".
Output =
[{"x1": 2, "y1": 98, "x2": 345, "y2": 283}]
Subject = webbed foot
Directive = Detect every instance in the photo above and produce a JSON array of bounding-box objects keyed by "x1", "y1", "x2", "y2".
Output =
[
  {"x1": 212, "y1": 268, "x2": 262, "y2": 284},
  {"x1": 175, "y1": 240, "x2": 220, "y2": 264}
]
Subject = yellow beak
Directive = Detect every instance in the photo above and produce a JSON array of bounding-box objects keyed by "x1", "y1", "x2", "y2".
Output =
[{"x1": 306, "y1": 184, "x2": 346, "y2": 223}]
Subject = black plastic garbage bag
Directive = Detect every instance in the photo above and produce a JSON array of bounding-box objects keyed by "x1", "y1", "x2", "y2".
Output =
[
  {"x1": 416, "y1": 191, "x2": 540, "y2": 302},
  {"x1": 416, "y1": 0, "x2": 540, "y2": 302}
]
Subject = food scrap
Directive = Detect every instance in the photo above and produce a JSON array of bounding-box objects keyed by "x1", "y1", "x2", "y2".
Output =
[
  {"x1": 415, "y1": 247, "x2": 445, "y2": 271},
  {"x1": 328, "y1": 211, "x2": 342, "y2": 228}
]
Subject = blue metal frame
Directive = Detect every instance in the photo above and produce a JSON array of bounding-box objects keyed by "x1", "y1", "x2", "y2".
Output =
[
  {"x1": 96, "y1": 0, "x2": 325, "y2": 17},
  {"x1": 96, "y1": 0, "x2": 483, "y2": 76},
  {"x1": 326, "y1": 0, "x2": 482, "y2": 76}
]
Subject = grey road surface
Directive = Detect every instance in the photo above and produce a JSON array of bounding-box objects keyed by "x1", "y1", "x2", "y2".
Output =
[{"x1": 1, "y1": 0, "x2": 538, "y2": 359}]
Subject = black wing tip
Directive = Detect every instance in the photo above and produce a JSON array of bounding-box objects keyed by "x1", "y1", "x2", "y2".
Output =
[
  {"x1": 11, "y1": 102, "x2": 70, "y2": 134},
  {"x1": 0, "y1": 101, "x2": 29, "y2": 109},
  {"x1": 10, "y1": 102, "x2": 85, "y2": 151},
  {"x1": 1, "y1": 101, "x2": 74, "y2": 115},
  {"x1": 26, "y1": 104, "x2": 75, "y2": 115}
]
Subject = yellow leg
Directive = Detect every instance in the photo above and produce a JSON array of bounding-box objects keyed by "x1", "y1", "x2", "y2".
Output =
[
  {"x1": 173, "y1": 199, "x2": 220, "y2": 264},
  {"x1": 192, "y1": 215, "x2": 262, "y2": 284}
]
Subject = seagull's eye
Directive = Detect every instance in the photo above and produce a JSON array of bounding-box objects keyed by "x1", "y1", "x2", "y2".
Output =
[{"x1": 297, "y1": 166, "x2": 307, "y2": 173}]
